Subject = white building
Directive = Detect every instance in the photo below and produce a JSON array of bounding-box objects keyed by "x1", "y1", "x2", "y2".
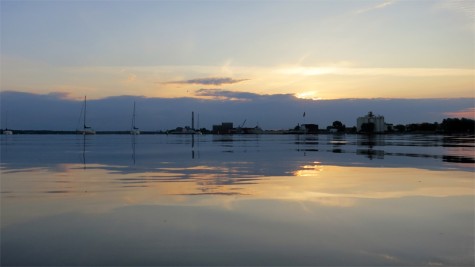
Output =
[{"x1": 357, "y1": 111, "x2": 387, "y2": 133}]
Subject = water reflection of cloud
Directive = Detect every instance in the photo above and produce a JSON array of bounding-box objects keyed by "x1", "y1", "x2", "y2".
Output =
[
  {"x1": 3, "y1": 163, "x2": 473, "y2": 204},
  {"x1": 292, "y1": 162, "x2": 323, "y2": 176}
]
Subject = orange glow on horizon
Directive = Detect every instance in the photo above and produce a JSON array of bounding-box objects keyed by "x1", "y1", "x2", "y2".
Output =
[{"x1": 444, "y1": 108, "x2": 475, "y2": 119}]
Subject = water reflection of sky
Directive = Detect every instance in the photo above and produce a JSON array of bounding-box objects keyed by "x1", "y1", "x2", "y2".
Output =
[{"x1": 1, "y1": 134, "x2": 474, "y2": 266}]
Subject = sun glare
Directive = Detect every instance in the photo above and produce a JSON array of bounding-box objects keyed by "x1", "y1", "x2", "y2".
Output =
[{"x1": 295, "y1": 91, "x2": 322, "y2": 100}]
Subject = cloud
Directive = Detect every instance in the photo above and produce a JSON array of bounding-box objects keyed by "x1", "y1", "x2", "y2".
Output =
[
  {"x1": 194, "y1": 89, "x2": 262, "y2": 101},
  {"x1": 444, "y1": 107, "x2": 475, "y2": 119},
  {"x1": 167, "y1": 77, "x2": 249, "y2": 86},
  {"x1": 436, "y1": 0, "x2": 475, "y2": 18},
  {"x1": 1, "y1": 90, "x2": 473, "y2": 131},
  {"x1": 46, "y1": 91, "x2": 75, "y2": 100},
  {"x1": 295, "y1": 91, "x2": 322, "y2": 100},
  {"x1": 354, "y1": 0, "x2": 397, "y2": 14},
  {"x1": 279, "y1": 66, "x2": 474, "y2": 77},
  {"x1": 435, "y1": 0, "x2": 475, "y2": 31}
]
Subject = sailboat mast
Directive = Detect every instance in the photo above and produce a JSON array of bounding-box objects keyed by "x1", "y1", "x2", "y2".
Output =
[
  {"x1": 84, "y1": 96, "x2": 87, "y2": 130},
  {"x1": 133, "y1": 101, "x2": 136, "y2": 129},
  {"x1": 79, "y1": 95, "x2": 95, "y2": 135},
  {"x1": 130, "y1": 101, "x2": 140, "y2": 134}
]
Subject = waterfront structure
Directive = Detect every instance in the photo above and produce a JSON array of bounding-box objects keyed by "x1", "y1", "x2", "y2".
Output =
[
  {"x1": 169, "y1": 126, "x2": 196, "y2": 134},
  {"x1": 287, "y1": 123, "x2": 319, "y2": 134},
  {"x1": 212, "y1": 122, "x2": 234, "y2": 134},
  {"x1": 302, "y1": 124, "x2": 319, "y2": 134},
  {"x1": 236, "y1": 126, "x2": 264, "y2": 134},
  {"x1": 357, "y1": 111, "x2": 387, "y2": 133},
  {"x1": 168, "y1": 111, "x2": 199, "y2": 134}
]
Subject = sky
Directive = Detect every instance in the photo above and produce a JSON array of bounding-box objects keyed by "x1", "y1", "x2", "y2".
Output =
[{"x1": 0, "y1": 0, "x2": 474, "y2": 130}]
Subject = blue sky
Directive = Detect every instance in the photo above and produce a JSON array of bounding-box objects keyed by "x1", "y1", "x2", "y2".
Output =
[{"x1": 1, "y1": 0, "x2": 474, "y2": 129}]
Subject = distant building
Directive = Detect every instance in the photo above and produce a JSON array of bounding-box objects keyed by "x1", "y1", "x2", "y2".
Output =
[
  {"x1": 302, "y1": 124, "x2": 319, "y2": 134},
  {"x1": 212, "y1": 122, "x2": 234, "y2": 134},
  {"x1": 288, "y1": 123, "x2": 319, "y2": 134},
  {"x1": 168, "y1": 126, "x2": 196, "y2": 134},
  {"x1": 327, "y1": 127, "x2": 338, "y2": 133},
  {"x1": 236, "y1": 126, "x2": 264, "y2": 134},
  {"x1": 357, "y1": 111, "x2": 387, "y2": 133}
]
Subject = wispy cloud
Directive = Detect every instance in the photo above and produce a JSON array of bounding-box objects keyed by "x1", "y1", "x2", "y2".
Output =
[
  {"x1": 436, "y1": 0, "x2": 475, "y2": 17},
  {"x1": 435, "y1": 0, "x2": 475, "y2": 31},
  {"x1": 279, "y1": 66, "x2": 474, "y2": 77},
  {"x1": 194, "y1": 89, "x2": 260, "y2": 101},
  {"x1": 167, "y1": 77, "x2": 249, "y2": 86},
  {"x1": 354, "y1": 0, "x2": 397, "y2": 14}
]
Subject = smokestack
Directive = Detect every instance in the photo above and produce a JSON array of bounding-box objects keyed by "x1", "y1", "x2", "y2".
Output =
[{"x1": 192, "y1": 111, "x2": 195, "y2": 130}]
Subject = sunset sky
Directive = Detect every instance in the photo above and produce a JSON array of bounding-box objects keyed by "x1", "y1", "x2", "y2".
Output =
[{"x1": 2, "y1": 0, "x2": 474, "y2": 101}]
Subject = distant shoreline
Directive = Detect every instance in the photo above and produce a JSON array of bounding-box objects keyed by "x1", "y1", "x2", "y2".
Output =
[{"x1": 1, "y1": 130, "x2": 473, "y2": 135}]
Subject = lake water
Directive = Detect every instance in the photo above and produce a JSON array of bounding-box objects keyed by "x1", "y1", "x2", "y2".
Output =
[{"x1": 1, "y1": 134, "x2": 474, "y2": 266}]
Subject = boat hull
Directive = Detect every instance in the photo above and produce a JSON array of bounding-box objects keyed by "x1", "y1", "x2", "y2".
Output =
[{"x1": 77, "y1": 130, "x2": 96, "y2": 135}]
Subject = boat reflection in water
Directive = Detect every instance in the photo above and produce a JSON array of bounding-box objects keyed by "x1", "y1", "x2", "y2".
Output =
[{"x1": 1, "y1": 134, "x2": 474, "y2": 266}]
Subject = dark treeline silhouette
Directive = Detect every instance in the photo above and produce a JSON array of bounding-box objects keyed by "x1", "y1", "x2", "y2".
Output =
[
  {"x1": 440, "y1": 118, "x2": 475, "y2": 134},
  {"x1": 402, "y1": 123, "x2": 439, "y2": 133},
  {"x1": 393, "y1": 118, "x2": 474, "y2": 134}
]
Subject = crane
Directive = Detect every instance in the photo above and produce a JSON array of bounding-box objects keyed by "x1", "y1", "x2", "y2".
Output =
[{"x1": 240, "y1": 119, "x2": 247, "y2": 128}]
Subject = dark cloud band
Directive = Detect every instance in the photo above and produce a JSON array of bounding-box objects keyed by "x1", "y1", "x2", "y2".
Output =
[
  {"x1": 194, "y1": 89, "x2": 261, "y2": 100},
  {"x1": 168, "y1": 77, "x2": 248, "y2": 86}
]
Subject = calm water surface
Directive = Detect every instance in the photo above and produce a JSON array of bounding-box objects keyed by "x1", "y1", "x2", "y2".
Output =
[{"x1": 1, "y1": 134, "x2": 474, "y2": 266}]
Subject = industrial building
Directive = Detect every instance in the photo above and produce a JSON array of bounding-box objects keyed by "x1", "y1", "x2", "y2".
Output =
[
  {"x1": 212, "y1": 122, "x2": 234, "y2": 134},
  {"x1": 357, "y1": 111, "x2": 387, "y2": 133}
]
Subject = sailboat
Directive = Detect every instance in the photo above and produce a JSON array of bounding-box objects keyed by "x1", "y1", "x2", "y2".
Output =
[
  {"x1": 130, "y1": 101, "x2": 140, "y2": 135},
  {"x1": 78, "y1": 96, "x2": 96, "y2": 135},
  {"x1": 2, "y1": 111, "x2": 13, "y2": 135}
]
